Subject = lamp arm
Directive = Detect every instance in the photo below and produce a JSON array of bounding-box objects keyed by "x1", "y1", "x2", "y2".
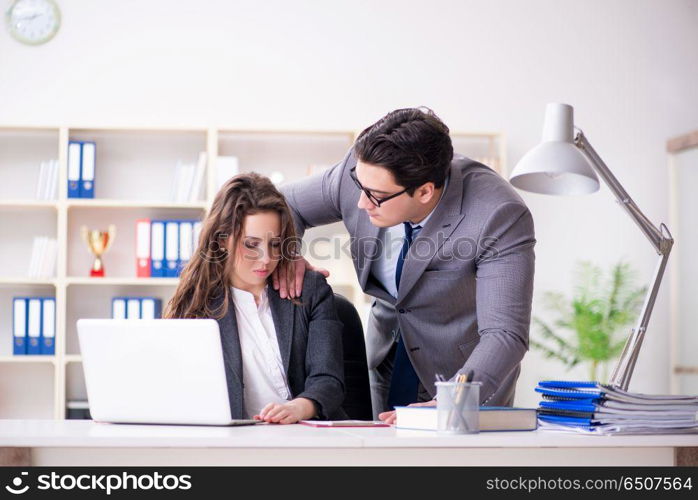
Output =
[
  {"x1": 573, "y1": 129, "x2": 674, "y2": 390},
  {"x1": 574, "y1": 129, "x2": 672, "y2": 255},
  {"x1": 609, "y1": 251, "x2": 671, "y2": 390}
]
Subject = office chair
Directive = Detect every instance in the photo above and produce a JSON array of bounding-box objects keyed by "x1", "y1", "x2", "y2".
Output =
[{"x1": 333, "y1": 293, "x2": 373, "y2": 420}]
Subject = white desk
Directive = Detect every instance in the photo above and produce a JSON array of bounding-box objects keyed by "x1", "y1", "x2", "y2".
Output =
[{"x1": 1, "y1": 420, "x2": 697, "y2": 466}]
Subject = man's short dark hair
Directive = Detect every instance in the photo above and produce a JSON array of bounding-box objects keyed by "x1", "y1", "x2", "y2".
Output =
[{"x1": 353, "y1": 107, "x2": 453, "y2": 194}]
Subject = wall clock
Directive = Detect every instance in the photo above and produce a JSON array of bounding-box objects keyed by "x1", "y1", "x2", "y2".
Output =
[{"x1": 6, "y1": 0, "x2": 60, "y2": 45}]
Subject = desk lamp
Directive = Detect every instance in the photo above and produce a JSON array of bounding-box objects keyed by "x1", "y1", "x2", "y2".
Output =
[{"x1": 509, "y1": 103, "x2": 674, "y2": 390}]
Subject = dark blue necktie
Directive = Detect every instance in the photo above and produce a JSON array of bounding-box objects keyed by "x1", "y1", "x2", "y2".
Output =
[
  {"x1": 388, "y1": 222, "x2": 421, "y2": 410},
  {"x1": 395, "y1": 222, "x2": 419, "y2": 291}
]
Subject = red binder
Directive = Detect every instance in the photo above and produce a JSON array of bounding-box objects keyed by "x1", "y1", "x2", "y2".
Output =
[{"x1": 135, "y1": 218, "x2": 151, "y2": 278}]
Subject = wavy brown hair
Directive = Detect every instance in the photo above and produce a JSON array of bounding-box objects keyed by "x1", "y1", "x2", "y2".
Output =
[{"x1": 164, "y1": 173, "x2": 300, "y2": 320}]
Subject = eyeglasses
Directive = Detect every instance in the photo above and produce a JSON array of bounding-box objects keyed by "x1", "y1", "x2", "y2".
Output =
[{"x1": 349, "y1": 167, "x2": 409, "y2": 207}]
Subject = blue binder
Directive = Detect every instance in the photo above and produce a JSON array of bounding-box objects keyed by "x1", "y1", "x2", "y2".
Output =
[
  {"x1": 150, "y1": 220, "x2": 166, "y2": 278},
  {"x1": 13, "y1": 297, "x2": 27, "y2": 355},
  {"x1": 165, "y1": 221, "x2": 180, "y2": 278},
  {"x1": 80, "y1": 141, "x2": 96, "y2": 198},
  {"x1": 177, "y1": 220, "x2": 194, "y2": 277},
  {"x1": 126, "y1": 297, "x2": 141, "y2": 319},
  {"x1": 26, "y1": 298, "x2": 42, "y2": 355},
  {"x1": 140, "y1": 298, "x2": 162, "y2": 319},
  {"x1": 40, "y1": 297, "x2": 56, "y2": 355},
  {"x1": 112, "y1": 297, "x2": 127, "y2": 319},
  {"x1": 67, "y1": 141, "x2": 82, "y2": 198}
]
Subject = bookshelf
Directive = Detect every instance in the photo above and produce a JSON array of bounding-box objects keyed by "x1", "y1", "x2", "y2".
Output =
[{"x1": 0, "y1": 125, "x2": 505, "y2": 420}]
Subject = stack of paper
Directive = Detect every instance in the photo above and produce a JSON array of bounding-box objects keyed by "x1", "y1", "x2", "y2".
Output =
[
  {"x1": 27, "y1": 236, "x2": 57, "y2": 279},
  {"x1": 536, "y1": 380, "x2": 698, "y2": 435},
  {"x1": 170, "y1": 152, "x2": 207, "y2": 203},
  {"x1": 36, "y1": 160, "x2": 59, "y2": 200}
]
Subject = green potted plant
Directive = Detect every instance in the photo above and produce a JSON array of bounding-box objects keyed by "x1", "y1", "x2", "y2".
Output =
[{"x1": 532, "y1": 260, "x2": 647, "y2": 383}]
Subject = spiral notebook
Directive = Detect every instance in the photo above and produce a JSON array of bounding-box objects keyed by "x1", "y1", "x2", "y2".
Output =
[{"x1": 536, "y1": 380, "x2": 698, "y2": 434}]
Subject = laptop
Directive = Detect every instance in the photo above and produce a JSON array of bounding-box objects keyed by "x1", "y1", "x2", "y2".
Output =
[{"x1": 77, "y1": 318, "x2": 260, "y2": 426}]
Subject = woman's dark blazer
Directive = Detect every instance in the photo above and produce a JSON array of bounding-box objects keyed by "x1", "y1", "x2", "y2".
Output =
[{"x1": 213, "y1": 269, "x2": 346, "y2": 420}]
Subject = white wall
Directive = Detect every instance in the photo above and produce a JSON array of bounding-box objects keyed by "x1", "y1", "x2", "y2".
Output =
[{"x1": 1, "y1": 0, "x2": 696, "y2": 406}]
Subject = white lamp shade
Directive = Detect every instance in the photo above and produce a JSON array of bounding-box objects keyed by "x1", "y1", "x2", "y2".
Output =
[{"x1": 510, "y1": 103, "x2": 600, "y2": 195}]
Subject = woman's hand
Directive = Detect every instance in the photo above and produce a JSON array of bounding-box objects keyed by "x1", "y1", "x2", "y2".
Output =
[
  {"x1": 378, "y1": 399, "x2": 437, "y2": 425},
  {"x1": 254, "y1": 398, "x2": 317, "y2": 424}
]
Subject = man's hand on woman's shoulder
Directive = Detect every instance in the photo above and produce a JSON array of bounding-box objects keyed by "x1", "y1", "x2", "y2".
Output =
[{"x1": 272, "y1": 257, "x2": 330, "y2": 299}]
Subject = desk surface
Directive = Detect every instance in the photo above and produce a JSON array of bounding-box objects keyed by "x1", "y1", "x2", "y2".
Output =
[{"x1": 2, "y1": 419, "x2": 698, "y2": 449}]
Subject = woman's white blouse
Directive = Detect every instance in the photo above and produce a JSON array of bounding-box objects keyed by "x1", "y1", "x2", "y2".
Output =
[{"x1": 231, "y1": 286, "x2": 291, "y2": 418}]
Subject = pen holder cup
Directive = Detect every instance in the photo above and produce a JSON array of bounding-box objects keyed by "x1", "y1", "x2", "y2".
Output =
[{"x1": 436, "y1": 381, "x2": 481, "y2": 434}]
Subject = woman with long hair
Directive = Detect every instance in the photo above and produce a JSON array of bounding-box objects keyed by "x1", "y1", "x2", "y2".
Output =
[{"x1": 164, "y1": 173, "x2": 345, "y2": 424}]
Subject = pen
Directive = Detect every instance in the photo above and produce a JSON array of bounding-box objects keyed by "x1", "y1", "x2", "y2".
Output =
[{"x1": 447, "y1": 372, "x2": 470, "y2": 431}]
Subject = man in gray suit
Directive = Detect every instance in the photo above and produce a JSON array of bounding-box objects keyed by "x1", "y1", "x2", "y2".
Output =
[{"x1": 277, "y1": 108, "x2": 535, "y2": 420}]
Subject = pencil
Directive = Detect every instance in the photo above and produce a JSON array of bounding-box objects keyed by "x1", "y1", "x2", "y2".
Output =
[{"x1": 447, "y1": 373, "x2": 469, "y2": 431}]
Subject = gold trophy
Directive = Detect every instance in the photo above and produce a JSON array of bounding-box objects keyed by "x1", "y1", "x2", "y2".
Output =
[{"x1": 80, "y1": 225, "x2": 116, "y2": 277}]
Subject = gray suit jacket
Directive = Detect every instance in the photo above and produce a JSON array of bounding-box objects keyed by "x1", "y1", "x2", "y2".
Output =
[
  {"x1": 281, "y1": 150, "x2": 536, "y2": 406},
  {"x1": 213, "y1": 270, "x2": 346, "y2": 419}
]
